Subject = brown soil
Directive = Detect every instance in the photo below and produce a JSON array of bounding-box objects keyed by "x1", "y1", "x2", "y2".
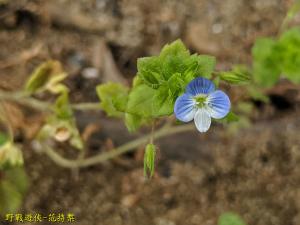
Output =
[{"x1": 1, "y1": 0, "x2": 300, "y2": 225}]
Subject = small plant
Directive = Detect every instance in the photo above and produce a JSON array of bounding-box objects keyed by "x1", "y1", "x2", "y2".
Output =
[
  {"x1": 252, "y1": 27, "x2": 300, "y2": 86},
  {"x1": 0, "y1": 40, "x2": 246, "y2": 180},
  {"x1": 0, "y1": 20, "x2": 299, "y2": 216},
  {"x1": 96, "y1": 40, "x2": 243, "y2": 175},
  {"x1": 218, "y1": 212, "x2": 247, "y2": 225}
]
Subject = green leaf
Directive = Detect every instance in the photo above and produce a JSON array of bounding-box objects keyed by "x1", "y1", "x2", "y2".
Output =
[
  {"x1": 218, "y1": 212, "x2": 247, "y2": 225},
  {"x1": 137, "y1": 40, "x2": 199, "y2": 88},
  {"x1": 195, "y1": 55, "x2": 216, "y2": 79},
  {"x1": 219, "y1": 65, "x2": 251, "y2": 85},
  {"x1": 252, "y1": 28, "x2": 300, "y2": 85},
  {"x1": 132, "y1": 75, "x2": 143, "y2": 87},
  {"x1": 96, "y1": 82, "x2": 128, "y2": 118},
  {"x1": 124, "y1": 113, "x2": 151, "y2": 132},
  {"x1": 144, "y1": 144, "x2": 156, "y2": 178},
  {"x1": 25, "y1": 60, "x2": 67, "y2": 94},
  {"x1": 220, "y1": 71, "x2": 251, "y2": 84},
  {"x1": 125, "y1": 113, "x2": 142, "y2": 132},
  {"x1": 69, "y1": 128, "x2": 84, "y2": 150},
  {"x1": 213, "y1": 76, "x2": 220, "y2": 87},
  {"x1": 167, "y1": 72, "x2": 185, "y2": 97},
  {"x1": 54, "y1": 91, "x2": 73, "y2": 120},
  {"x1": 5, "y1": 167, "x2": 28, "y2": 195},
  {"x1": 137, "y1": 57, "x2": 163, "y2": 88},
  {"x1": 159, "y1": 39, "x2": 190, "y2": 59},
  {"x1": 152, "y1": 85, "x2": 174, "y2": 117},
  {"x1": 0, "y1": 133, "x2": 8, "y2": 147},
  {"x1": 0, "y1": 143, "x2": 23, "y2": 170},
  {"x1": 150, "y1": 72, "x2": 186, "y2": 117},
  {"x1": 159, "y1": 40, "x2": 192, "y2": 81},
  {"x1": 252, "y1": 38, "x2": 281, "y2": 87},
  {"x1": 126, "y1": 84, "x2": 156, "y2": 117},
  {"x1": 135, "y1": 40, "x2": 216, "y2": 111},
  {"x1": 278, "y1": 27, "x2": 300, "y2": 83},
  {"x1": 183, "y1": 60, "x2": 199, "y2": 83},
  {"x1": 161, "y1": 55, "x2": 189, "y2": 81},
  {"x1": 0, "y1": 181, "x2": 22, "y2": 214},
  {"x1": 0, "y1": 167, "x2": 28, "y2": 215}
]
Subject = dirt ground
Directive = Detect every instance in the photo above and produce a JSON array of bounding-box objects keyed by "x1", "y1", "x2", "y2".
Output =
[{"x1": 1, "y1": 0, "x2": 300, "y2": 225}]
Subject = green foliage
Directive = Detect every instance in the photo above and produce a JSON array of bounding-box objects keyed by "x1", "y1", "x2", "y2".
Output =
[
  {"x1": 0, "y1": 167, "x2": 28, "y2": 215},
  {"x1": 97, "y1": 40, "x2": 255, "y2": 132},
  {"x1": 137, "y1": 40, "x2": 215, "y2": 88},
  {"x1": 278, "y1": 28, "x2": 300, "y2": 83},
  {"x1": 252, "y1": 38, "x2": 281, "y2": 87},
  {"x1": 126, "y1": 84, "x2": 156, "y2": 117},
  {"x1": 24, "y1": 60, "x2": 68, "y2": 94},
  {"x1": 0, "y1": 135, "x2": 23, "y2": 170},
  {"x1": 96, "y1": 82, "x2": 128, "y2": 118},
  {"x1": 123, "y1": 40, "x2": 216, "y2": 131},
  {"x1": 152, "y1": 84, "x2": 174, "y2": 117},
  {"x1": 252, "y1": 27, "x2": 300, "y2": 86},
  {"x1": 137, "y1": 57, "x2": 162, "y2": 89},
  {"x1": 144, "y1": 144, "x2": 156, "y2": 178},
  {"x1": 125, "y1": 113, "x2": 144, "y2": 132},
  {"x1": 0, "y1": 181, "x2": 22, "y2": 214},
  {"x1": 5, "y1": 168, "x2": 28, "y2": 196},
  {"x1": 219, "y1": 65, "x2": 251, "y2": 85},
  {"x1": 218, "y1": 212, "x2": 247, "y2": 225},
  {"x1": 195, "y1": 55, "x2": 216, "y2": 78},
  {"x1": 54, "y1": 91, "x2": 73, "y2": 120},
  {"x1": 0, "y1": 133, "x2": 7, "y2": 146},
  {"x1": 94, "y1": 40, "x2": 217, "y2": 132}
]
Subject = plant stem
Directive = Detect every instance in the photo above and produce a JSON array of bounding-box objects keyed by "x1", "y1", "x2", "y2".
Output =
[
  {"x1": 72, "y1": 102, "x2": 101, "y2": 111},
  {"x1": 42, "y1": 123, "x2": 195, "y2": 168},
  {"x1": 0, "y1": 90, "x2": 51, "y2": 111},
  {"x1": 0, "y1": 90, "x2": 101, "y2": 112},
  {"x1": 0, "y1": 89, "x2": 195, "y2": 169}
]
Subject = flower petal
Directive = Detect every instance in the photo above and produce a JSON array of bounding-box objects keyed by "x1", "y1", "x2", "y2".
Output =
[
  {"x1": 174, "y1": 94, "x2": 197, "y2": 122},
  {"x1": 206, "y1": 90, "x2": 231, "y2": 119},
  {"x1": 194, "y1": 108, "x2": 211, "y2": 132},
  {"x1": 186, "y1": 77, "x2": 215, "y2": 96}
]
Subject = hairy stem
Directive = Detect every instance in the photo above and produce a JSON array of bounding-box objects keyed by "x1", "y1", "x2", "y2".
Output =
[{"x1": 42, "y1": 124, "x2": 194, "y2": 168}]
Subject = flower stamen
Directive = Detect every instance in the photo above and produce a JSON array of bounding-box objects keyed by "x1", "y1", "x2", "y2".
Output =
[{"x1": 194, "y1": 94, "x2": 207, "y2": 108}]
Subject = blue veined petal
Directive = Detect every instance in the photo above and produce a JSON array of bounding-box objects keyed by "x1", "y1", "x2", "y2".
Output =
[
  {"x1": 206, "y1": 90, "x2": 231, "y2": 119},
  {"x1": 186, "y1": 77, "x2": 215, "y2": 96},
  {"x1": 194, "y1": 108, "x2": 211, "y2": 132},
  {"x1": 174, "y1": 94, "x2": 197, "y2": 122}
]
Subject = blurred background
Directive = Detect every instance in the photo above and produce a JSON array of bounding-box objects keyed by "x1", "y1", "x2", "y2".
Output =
[{"x1": 1, "y1": 0, "x2": 300, "y2": 225}]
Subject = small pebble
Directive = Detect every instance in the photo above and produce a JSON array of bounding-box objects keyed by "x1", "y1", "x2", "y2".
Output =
[{"x1": 82, "y1": 67, "x2": 99, "y2": 79}]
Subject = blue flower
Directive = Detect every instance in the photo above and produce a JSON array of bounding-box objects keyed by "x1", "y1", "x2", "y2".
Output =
[{"x1": 174, "y1": 77, "x2": 231, "y2": 132}]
